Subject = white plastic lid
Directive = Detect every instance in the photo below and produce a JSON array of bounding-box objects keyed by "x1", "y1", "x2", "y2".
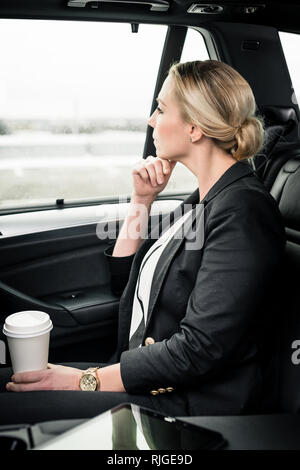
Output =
[{"x1": 3, "y1": 311, "x2": 53, "y2": 338}]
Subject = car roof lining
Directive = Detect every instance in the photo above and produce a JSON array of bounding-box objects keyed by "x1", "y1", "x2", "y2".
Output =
[{"x1": 0, "y1": 1, "x2": 299, "y2": 35}]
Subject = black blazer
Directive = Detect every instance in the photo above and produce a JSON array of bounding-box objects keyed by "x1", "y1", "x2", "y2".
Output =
[{"x1": 104, "y1": 160, "x2": 286, "y2": 417}]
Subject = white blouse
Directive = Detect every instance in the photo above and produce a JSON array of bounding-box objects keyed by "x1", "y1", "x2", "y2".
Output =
[{"x1": 129, "y1": 208, "x2": 193, "y2": 349}]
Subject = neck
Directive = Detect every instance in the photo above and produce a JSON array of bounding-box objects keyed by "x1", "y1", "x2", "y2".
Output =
[{"x1": 180, "y1": 138, "x2": 237, "y2": 202}]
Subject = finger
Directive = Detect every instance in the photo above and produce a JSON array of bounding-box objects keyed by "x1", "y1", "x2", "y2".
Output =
[
  {"x1": 160, "y1": 161, "x2": 170, "y2": 175},
  {"x1": 166, "y1": 160, "x2": 177, "y2": 172},
  {"x1": 161, "y1": 159, "x2": 176, "y2": 175},
  {"x1": 144, "y1": 156, "x2": 157, "y2": 183},
  {"x1": 146, "y1": 156, "x2": 162, "y2": 186},
  {"x1": 133, "y1": 157, "x2": 155, "y2": 184},
  {"x1": 145, "y1": 162, "x2": 158, "y2": 187},
  {"x1": 154, "y1": 159, "x2": 165, "y2": 185},
  {"x1": 6, "y1": 381, "x2": 43, "y2": 392},
  {"x1": 11, "y1": 370, "x2": 44, "y2": 384},
  {"x1": 155, "y1": 157, "x2": 170, "y2": 175},
  {"x1": 133, "y1": 166, "x2": 150, "y2": 184}
]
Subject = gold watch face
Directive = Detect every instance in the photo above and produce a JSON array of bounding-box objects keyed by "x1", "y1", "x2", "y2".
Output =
[{"x1": 80, "y1": 373, "x2": 97, "y2": 391}]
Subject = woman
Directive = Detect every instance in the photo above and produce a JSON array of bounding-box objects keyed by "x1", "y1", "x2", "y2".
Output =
[{"x1": 0, "y1": 60, "x2": 286, "y2": 425}]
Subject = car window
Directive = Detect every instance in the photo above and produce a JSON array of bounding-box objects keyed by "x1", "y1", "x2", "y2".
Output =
[
  {"x1": 0, "y1": 21, "x2": 208, "y2": 212},
  {"x1": 181, "y1": 27, "x2": 210, "y2": 63},
  {"x1": 279, "y1": 31, "x2": 300, "y2": 108}
]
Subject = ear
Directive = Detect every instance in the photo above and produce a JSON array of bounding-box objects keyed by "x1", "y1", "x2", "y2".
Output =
[{"x1": 190, "y1": 125, "x2": 204, "y2": 143}]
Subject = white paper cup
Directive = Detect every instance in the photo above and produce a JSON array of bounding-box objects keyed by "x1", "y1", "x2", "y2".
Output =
[{"x1": 2, "y1": 311, "x2": 53, "y2": 373}]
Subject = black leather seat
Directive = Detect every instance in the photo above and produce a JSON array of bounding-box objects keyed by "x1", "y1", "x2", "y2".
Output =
[
  {"x1": 252, "y1": 106, "x2": 298, "y2": 179},
  {"x1": 260, "y1": 143, "x2": 300, "y2": 413},
  {"x1": 261, "y1": 142, "x2": 300, "y2": 192}
]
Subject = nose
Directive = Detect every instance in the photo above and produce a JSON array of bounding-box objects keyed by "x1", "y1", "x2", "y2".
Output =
[{"x1": 148, "y1": 110, "x2": 156, "y2": 128}]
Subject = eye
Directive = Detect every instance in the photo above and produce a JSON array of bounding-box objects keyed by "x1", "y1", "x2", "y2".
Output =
[{"x1": 156, "y1": 106, "x2": 163, "y2": 114}]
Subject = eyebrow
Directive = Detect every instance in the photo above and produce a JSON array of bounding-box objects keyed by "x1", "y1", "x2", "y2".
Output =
[{"x1": 156, "y1": 97, "x2": 167, "y2": 107}]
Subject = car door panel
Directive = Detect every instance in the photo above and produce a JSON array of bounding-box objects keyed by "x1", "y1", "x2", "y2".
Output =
[
  {"x1": 0, "y1": 222, "x2": 121, "y2": 364},
  {"x1": 0, "y1": 197, "x2": 187, "y2": 365}
]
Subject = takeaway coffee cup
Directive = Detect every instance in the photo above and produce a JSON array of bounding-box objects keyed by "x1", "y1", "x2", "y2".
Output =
[{"x1": 2, "y1": 311, "x2": 53, "y2": 373}]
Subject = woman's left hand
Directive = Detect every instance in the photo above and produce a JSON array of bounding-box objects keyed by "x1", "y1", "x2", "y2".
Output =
[{"x1": 6, "y1": 363, "x2": 82, "y2": 392}]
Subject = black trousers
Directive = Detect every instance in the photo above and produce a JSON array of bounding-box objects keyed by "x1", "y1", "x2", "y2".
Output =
[{"x1": 0, "y1": 363, "x2": 189, "y2": 426}]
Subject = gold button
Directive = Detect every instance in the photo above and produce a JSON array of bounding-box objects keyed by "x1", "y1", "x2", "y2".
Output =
[
  {"x1": 158, "y1": 388, "x2": 166, "y2": 394},
  {"x1": 166, "y1": 387, "x2": 174, "y2": 392},
  {"x1": 145, "y1": 337, "x2": 155, "y2": 346},
  {"x1": 150, "y1": 390, "x2": 159, "y2": 396}
]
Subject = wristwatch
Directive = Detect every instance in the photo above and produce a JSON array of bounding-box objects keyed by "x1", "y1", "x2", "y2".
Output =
[{"x1": 79, "y1": 367, "x2": 100, "y2": 391}]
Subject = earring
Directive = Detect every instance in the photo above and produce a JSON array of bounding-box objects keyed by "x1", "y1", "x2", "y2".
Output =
[{"x1": 190, "y1": 137, "x2": 193, "y2": 143}]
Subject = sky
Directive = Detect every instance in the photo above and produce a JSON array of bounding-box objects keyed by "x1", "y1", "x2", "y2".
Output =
[{"x1": 0, "y1": 19, "x2": 208, "y2": 120}]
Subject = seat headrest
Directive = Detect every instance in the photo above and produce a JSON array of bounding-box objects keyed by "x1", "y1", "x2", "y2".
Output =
[{"x1": 258, "y1": 106, "x2": 298, "y2": 156}]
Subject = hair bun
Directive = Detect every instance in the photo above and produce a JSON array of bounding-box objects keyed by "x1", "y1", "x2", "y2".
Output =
[
  {"x1": 231, "y1": 116, "x2": 264, "y2": 160},
  {"x1": 235, "y1": 117, "x2": 253, "y2": 133}
]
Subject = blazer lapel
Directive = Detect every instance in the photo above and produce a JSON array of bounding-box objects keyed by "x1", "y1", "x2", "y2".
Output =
[
  {"x1": 144, "y1": 160, "x2": 255, "y2": 328},
  {"x1": 145, "y1": 204, "x2": 203, "y2": 328}
]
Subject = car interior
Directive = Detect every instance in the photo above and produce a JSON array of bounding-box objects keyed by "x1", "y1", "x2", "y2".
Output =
[{"x1": 0, "y1": 0, "x2": 300, "y2": 450}]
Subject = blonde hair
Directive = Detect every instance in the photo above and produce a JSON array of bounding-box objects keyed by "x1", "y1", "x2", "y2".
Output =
[{"x1": 168, "y1": 60, "x2": 264, "y2": 161}]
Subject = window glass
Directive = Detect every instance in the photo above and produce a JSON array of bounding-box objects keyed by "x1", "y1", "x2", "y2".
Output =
[
  {"x1": 0, "y1": 22, "x2": 210, "y2": 211},
  {"x1": 181, "y1": 27, "x2": 210, "y2": 63},
  {"x1": 279, "y1": 31, "x2": 300, "y2": 108},
  {"x1": 161, "y1": 28, "x2": 210, "y2": 196},
  {"x1": 0, "y1": 20, "x2": 167, "y2": 210}
]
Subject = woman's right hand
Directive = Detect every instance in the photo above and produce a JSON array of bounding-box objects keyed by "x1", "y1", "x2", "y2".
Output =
[{"x1": 131, "y1": 155, "x2": 177, "y2": 201}]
